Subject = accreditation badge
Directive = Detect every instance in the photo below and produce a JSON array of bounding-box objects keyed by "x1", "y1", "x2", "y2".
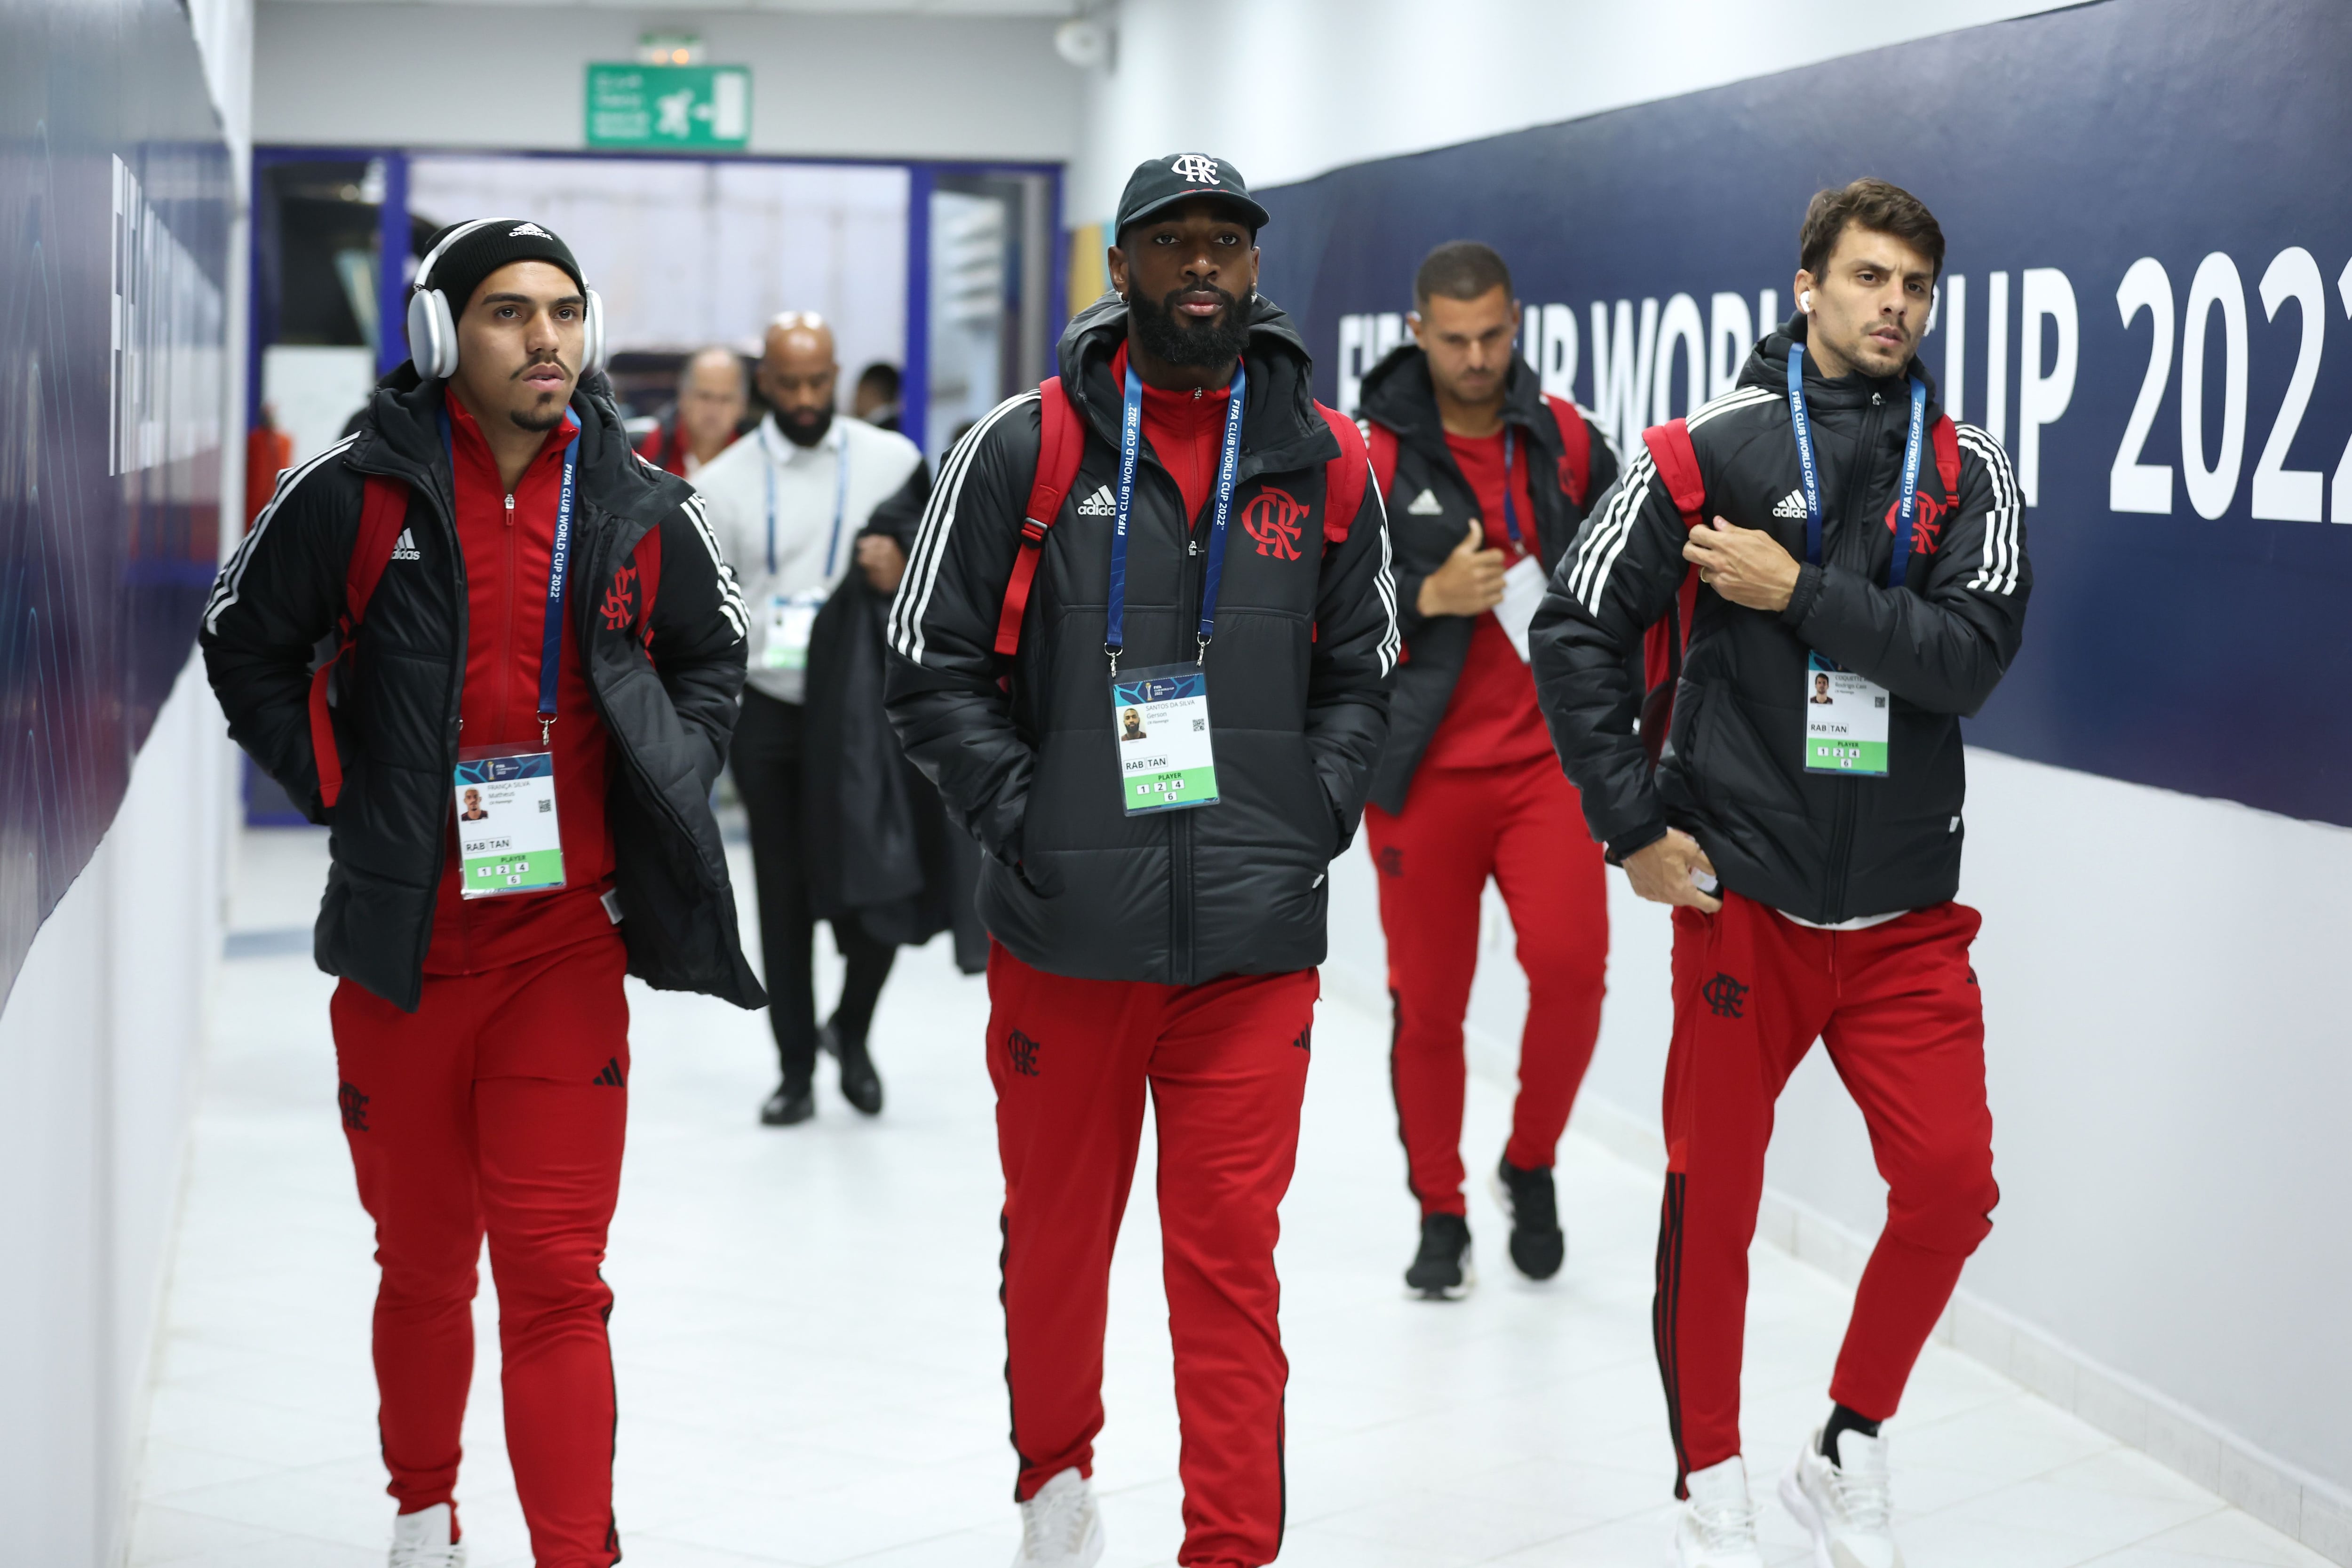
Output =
[
  {"x1": 1494, "y1": 556, "x2": 1548, "y2": 663},
  {"x1": 1802, "y1": 652, "x2": 1890, "y2": 776},
  {"x1": 1111, "y1": 663, "x2": 1220, "y2": 814},
  {"x1": 761, "y1": 590, "x2": 824, "y2": 672},
  {"x1": 453, "y1": 749, "x2": 565, "y2": 897}
]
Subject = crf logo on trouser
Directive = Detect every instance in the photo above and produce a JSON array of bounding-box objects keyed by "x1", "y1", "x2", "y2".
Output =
[
  {"x1": 331, "y1": 933, "x2": 633, "y2": 1567},
  {"x1": 984, "y1": 939, "x2": 1315, "y2": 1568},
  {"x1": 1652, "y1": 892, "x2": 1994, "y2": 1498}
]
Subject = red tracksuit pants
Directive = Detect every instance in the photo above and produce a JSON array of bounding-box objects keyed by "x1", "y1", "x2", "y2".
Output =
[
  {"x1": 1364, "y1": 754, "x2": 1609, "y2": 1215},
  {"x1": 1655, "y1": 892, "x2": 1996, "y2": 1493},
  {"x1": 987, "y1": 943, "x2": 1316, "y2": 1568},
  {"x1": 331, "y1": 933, "x2": 632, "y2": 1568}
]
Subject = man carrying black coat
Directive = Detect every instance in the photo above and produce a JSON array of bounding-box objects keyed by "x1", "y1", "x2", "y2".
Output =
[
  {"x1": 886, "y1": 153, "x2": 1398, "y2": 1568},
  {"x1": 201, "y1": 218, "x2": 761, "y2": 1568}
]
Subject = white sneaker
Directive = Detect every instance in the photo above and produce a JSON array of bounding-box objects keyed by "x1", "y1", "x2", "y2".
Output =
[
  {"x1": 1780, "y1": 1428, "x2": 1905, "y2": 1568},
  {"x1": 1011, "y1": 1468, "x2": 1105, "y2": 1568},
  {"x1": 389, "y1": 1503, "x2": 467, "y2": 1568},
  {"x1": 1675, "y1": 1456, "x2": 1764, "y2": 1568}
]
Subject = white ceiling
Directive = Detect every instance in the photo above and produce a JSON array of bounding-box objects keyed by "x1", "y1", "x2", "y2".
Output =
[{"x1": 270, "y1": 0, "x2": 1078, "y2": 11}]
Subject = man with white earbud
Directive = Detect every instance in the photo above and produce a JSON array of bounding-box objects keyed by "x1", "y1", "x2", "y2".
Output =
[
  {"x1": 204, "y1": 218, "x2": 763, "y2": 1568},
  {"x1": 1531, "y1": 179, "x2": 2031, "y2": 1568}
]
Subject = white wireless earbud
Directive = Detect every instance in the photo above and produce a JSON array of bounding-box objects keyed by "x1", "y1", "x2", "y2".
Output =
[{"x1": 1800, "y1": 291, "x2": 1813, "y2": 314}]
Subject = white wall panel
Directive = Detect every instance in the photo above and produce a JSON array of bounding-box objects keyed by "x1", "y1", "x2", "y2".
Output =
[
  {"x1": 1071, "y1": 0, "x2": 2073, "y2": 225},
  {"x1": 254, "y1": 4, "x2": 1081, "y2": 162}
]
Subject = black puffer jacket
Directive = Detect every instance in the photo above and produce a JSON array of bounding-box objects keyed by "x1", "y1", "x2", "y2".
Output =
[
  {"x1": 884, "y1": 293, "x2": 1399, "y2": 985},
  {"x1": 1530, "y1": 316, "x2": 2030, "y2": 923},
  {"x1": 1359, "y1": 346, "x2": 1618, "y2": 814},
  {"x1": 201, "y1": 366, "x2": 765, "y2": 1011}
]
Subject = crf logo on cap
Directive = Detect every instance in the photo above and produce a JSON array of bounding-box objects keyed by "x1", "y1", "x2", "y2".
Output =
[
  {"x1": 508, "y1": 222, "x2": 553, "y2": 238},
  {"x1": 1170, "y1": 154, "x2": 1221, "y2": 186},
  {"x1": 1242, "y1": 487, "x2": 1307, "y2": 560}
]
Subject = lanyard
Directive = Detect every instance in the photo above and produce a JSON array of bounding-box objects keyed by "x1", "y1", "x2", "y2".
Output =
[
  {"x1": 762, "y1": 420, "x2": 850, "y2": 580},
  {"x1": 440, "y1": 405, "x2": 580, "y2": 743},
  {"x1": 1786, "y1": 344, "x2": 1925, "y2": 590},
  {"x1": 1106, "y1": 362, "x2": 1247, "y2": 670},
  {"x1": 1501, "y1": 427, "x2": 1524, "y2": 549}
]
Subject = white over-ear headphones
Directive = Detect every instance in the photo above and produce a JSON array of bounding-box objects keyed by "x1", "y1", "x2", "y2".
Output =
[{"x1": 404, "y1": 219, "x2": 607, "y2": 381}]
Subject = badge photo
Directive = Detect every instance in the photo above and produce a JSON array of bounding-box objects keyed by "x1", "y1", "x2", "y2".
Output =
[{"x1": 453, "y1": 749, "x2": 566, "y2": 896}]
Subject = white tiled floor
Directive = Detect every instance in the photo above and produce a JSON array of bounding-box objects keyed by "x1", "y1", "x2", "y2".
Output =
[{"x1": 130, "y1": 828, "x2": 2332, "y2": 1568}]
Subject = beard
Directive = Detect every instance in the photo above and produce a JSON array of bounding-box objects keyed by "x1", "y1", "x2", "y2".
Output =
[
  {"x1": 776, "y1": 405, "x2": 833, "y2": 447},
  {"x1": 1130, "y1": 281, "x2": 1253, "y2": 368},
  {"x1": 508, "y1": 357, "x2": 572, "y2": 432},
  {"x1": 509, "y1": 399, "x2": 568, "y2": 434}
]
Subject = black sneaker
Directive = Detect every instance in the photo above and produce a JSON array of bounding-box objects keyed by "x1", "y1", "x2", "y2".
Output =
[
  {"x1": 760, "y1": 1080, "x2": 815, "y2": 1126},
  {"x1": 836, "y1": 1030, "x2": 883, "y2": 1117},
  {"x1": 1405, "y1": 1212, "x2": 1474, "y2": 1300},
  {"x1": 1492, "y1": 1157, "x2": 1565, "y2": 1280}
]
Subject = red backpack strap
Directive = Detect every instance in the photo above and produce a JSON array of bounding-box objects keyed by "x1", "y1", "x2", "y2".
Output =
[
  {"x1": 1931, "y1": 414, "x2": 1961, "y2": 500},
  {"x1": 1317, "y1": 405, "x2": 1369, "y2": 545},
  {"x1": 993, "y1": 376, "x2": 1084, "y2": 659},
  {"x1": 1545, "y1": 395, "x2": 1593, "y2": 508},
  {"x1": 310, "y1": 475, "x2": 410, "y2": 809},
  {"x1": 1636, "y1": 421, "x2": 1708, "y2": 768},
  {"x1": 1364, "y1": 418, "x2": 1400, "y2": 503}
]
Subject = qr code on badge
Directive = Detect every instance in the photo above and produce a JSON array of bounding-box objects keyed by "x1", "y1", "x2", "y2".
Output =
[{"x1": 538, "y1": 798, "x2": 553, "y2": 812}]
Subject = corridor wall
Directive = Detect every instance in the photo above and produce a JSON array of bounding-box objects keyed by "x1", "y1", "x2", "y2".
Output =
[
  {"x1": 0, "y1": 0, "x2": 247, "y2": 1558},
  {"x1": 1081, "y1": 0, "x2": 2351, "y2": 1556}
]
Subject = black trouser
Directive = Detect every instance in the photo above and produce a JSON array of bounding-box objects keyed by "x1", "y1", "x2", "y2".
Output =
[{"x1": 730, "y1": 688, "x2": 895, "y2": 1086}]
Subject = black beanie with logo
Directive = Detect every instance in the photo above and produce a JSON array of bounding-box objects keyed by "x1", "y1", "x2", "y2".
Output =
[{"x1": 416, "y1": 219, "x2": 587, "y2": 318}]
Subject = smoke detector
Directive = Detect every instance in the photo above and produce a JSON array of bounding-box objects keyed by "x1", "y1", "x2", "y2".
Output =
[{"x1": 1054, "y1": 17, "x2": 1113, "y2": 70}]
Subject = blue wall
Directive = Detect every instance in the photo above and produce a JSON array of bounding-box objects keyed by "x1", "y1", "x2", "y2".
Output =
[
  {"x1": 0, "y1": 0, "x2": 232, "y2": 1004},
  {"x1": 1256, "y1": 0, "x2": 2352, "y2": 828}
]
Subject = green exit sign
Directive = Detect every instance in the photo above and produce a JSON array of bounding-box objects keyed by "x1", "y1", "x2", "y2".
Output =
[{"x1": 585, "y1": 64, "x2": 751, "y2": 149}]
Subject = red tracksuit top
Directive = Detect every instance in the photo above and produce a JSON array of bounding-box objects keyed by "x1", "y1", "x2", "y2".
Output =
[
  {"x1": 1116, "y1": 342, "x2": 1232, "y2": 525},
  {"x1": 425, "y1": 395, "x2": 619, "y2": 974},
  {"x1": 1419, "y1": 428, "x2": 1553, "y2": 772}
]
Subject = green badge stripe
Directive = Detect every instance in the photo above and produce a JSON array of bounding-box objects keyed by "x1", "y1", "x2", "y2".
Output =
[
  {"x1": 1805, "y1": 740, "x2": 1889, "y2": 775},
  {"x1": 1125, "y1": 764, "x2": 1220, "y2": 813},
  {"x1": 461, "y1": 848, "x2": 567, "y2": 891}
]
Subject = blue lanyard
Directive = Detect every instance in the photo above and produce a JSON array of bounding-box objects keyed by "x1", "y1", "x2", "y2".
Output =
[
  {"x1": 1787, "y1": 345, "x2": 1924, "y2": 590},
  {"x1": 1106, "y1": 361, "x2": 1248, "y2": 669},
  {"x1": 763, "y1": 421, "x2": 850, "y2": 580},
  {"x1": 440, "y1": 404, "x2": 579, "y2": 742},
  {"x1": 1501, "y1": 427, "x2": 1524, "y2": 549},
  {"x1": 537, "y1": 434, "x2": 580, "y2": 738}
]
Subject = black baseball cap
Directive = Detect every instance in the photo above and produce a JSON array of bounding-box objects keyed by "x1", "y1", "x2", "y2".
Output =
[{"x1": 1114, "y1": 153, "x2": 1271, "y2": 238}]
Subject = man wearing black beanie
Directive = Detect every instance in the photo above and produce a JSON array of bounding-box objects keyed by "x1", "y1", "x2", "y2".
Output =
[{"x1": 202, "y1": 218, "x2": 762, "y2": 1568}]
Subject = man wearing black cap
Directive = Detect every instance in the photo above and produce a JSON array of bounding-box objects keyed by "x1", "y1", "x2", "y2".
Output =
[
  {"x1": 888, "y1": 154, "x2": 1398, "y2": 1568},
  {"x1": 203, "y1": 219, "x2": 761, "y2": 1568}
]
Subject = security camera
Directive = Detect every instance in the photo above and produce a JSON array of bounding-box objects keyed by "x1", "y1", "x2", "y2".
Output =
[{"x1": 1055, "y1": 17, "x2": 1113, "y2": 69}]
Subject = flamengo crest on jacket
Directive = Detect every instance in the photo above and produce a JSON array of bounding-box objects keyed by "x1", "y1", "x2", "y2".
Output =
[{"x1": 884, "y1": 291, "x2": 1401, "y2": 987}]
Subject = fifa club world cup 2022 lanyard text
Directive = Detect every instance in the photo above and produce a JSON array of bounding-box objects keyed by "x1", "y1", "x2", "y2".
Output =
[
  {"x1": 448, "y1": 414, "x2": 580, "y2": 898},
  {"x1": 1106, "y1": 362, "x2": 1246, "y2": 816},
  {"x1": 1787, "y1": 344, "x2": 1925, "y2": 779}
]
